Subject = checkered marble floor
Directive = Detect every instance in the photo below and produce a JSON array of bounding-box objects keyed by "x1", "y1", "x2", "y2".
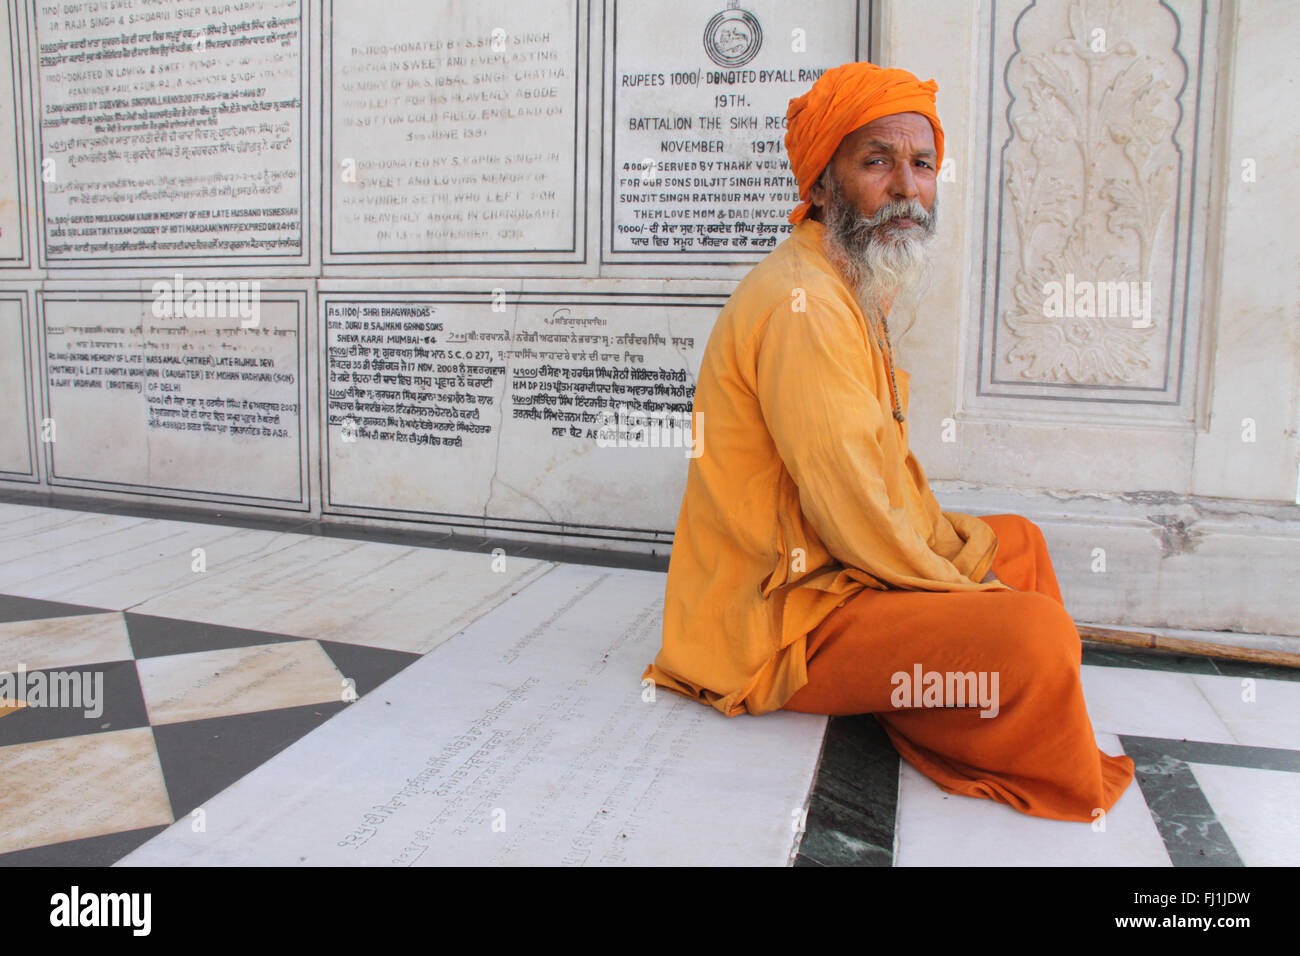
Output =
[
  {"x1": 0, "y1": 601, "x2": 419, "y2": 864},
  {"x1": 1, "y1": 497, "x2": 1297, "y2": 867}
]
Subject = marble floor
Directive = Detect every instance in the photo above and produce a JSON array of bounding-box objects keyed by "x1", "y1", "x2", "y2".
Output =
[{"x1": 0, "y1": 497, "x2": 1296, "y2": 866}]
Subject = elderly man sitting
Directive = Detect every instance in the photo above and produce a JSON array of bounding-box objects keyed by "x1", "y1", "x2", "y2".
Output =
[{"x1": 642, "y1": 62, "x2": 1134, "y2": 822}]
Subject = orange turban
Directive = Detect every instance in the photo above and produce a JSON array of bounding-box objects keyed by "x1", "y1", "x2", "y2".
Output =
[{"x1": 784, "y1": 62, "x2": 944, "y2": 224}]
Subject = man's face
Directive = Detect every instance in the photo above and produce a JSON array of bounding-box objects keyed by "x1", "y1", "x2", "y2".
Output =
[
  {"x1": 809, "y1": 112, "x2": 938, "y2": 231},
  {"x1": 807, "y1": 112, "x2": 939, "y2": 314}
]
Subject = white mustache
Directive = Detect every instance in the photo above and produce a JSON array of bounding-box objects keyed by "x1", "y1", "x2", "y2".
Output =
[{"x1": 854, "y1": 199, "x2": 935, "y2": 236}]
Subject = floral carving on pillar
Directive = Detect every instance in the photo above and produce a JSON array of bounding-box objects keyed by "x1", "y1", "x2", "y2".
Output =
[{"x1": 998, "y1": 0, "x2": 1184, "y2": 385}]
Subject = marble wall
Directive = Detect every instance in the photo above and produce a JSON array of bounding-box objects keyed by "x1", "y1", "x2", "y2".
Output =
[
  {"x1": 877, "y1": 0, "x2": 1300, "y2": 634},
  {"x1": 1, "y1": 0, "x2": 1296, "y2": 634},
  {"x1": 0, "y1": 0, "x2": 868, "y2": 543}
]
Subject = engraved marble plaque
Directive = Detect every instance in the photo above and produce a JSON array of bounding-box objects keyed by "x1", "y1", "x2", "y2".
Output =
[
  {"x1": 327, "y1": 0, "x2": 584, "y2": 262},
  {"x1": 42, "y1": 291, "x2": 306, "y2": 504},
  {"x1": 323, "y1": 291, "x2": 714, "y2": 540},
  {"x1": 605, "y1": 0, "x2": 859, "y2": 262},
  {"x1": 34, "y1": 0, "x2": 306, "y2": 264}
]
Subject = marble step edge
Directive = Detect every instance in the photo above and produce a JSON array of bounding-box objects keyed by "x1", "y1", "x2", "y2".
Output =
[{"x1": 930, "y1": 481, "x2": 1300, "y2": 532}]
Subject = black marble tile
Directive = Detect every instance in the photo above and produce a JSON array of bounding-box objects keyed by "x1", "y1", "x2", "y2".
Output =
[
  {"x1": 1121, "y1": 736, "x2": 1300, "y2": 774},
  {"x1": 151, "y1": 701, "x2": 348, "y2": 819},
  {"x1": 795, "y1": 714, "x2": 898, "y2": 867},
  {"x1": 124, "y1": 613, "x2": 305, "y2": 659},
  {"x1": 316, "y1": 639, "x2": 420, "y2": 698},
  {"x1": 0, "y1": 660, "x2": 147, "y2": 746},
  {"x1": 1122, "y1": 739, "x2": 1244, "y2": 867},
  {"x1": 0, "y1": 824, "x2": 170, "y2": 867},
  {"x1": 1207, "y1": 657, "x2": 1300, "y2": 684},
  {"x1": 1081, "y1": 644, "x2": 1220, "y2": 675},
  {"x1": 1080, "y1": 641, "x2": 1300, "y2": 683},
  {"x1": 0, "y1": 593, "x2": 112, "y2": 625},
  {"x1": 792, "y1": 852, "x2": 825, "y2": 867}
]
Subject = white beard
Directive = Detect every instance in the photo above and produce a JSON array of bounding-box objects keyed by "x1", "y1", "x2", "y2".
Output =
[{"x1": 820, "y1": 179, "x2": 937, "y2": 321}]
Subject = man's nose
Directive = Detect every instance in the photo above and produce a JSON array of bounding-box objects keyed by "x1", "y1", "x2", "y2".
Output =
[{"x1": 889, "y1": 162, "x2": 920, "y2": 201}]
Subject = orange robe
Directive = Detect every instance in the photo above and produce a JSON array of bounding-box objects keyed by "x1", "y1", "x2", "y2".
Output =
[
  {"x1": 643, "y1": 218, "x2": 1007, "y2": 718},
  {"x1": 783, "y1": 512, "x2": 1135, "y2": 820}
]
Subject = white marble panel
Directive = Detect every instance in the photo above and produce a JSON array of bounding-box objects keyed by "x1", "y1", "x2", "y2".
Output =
[
  {"x1": 0, "y1": 612, "x2": 132, "y2": 672},
  {"x1": 0, "y1": 298, "x2": 31, "y2": 475},
  {"x1": 604, "y1": 0, "x2": 858, "y2": 263},
  {"x1": 42, "y1": 294, "x2": 305, "y2": 503},
  {"x1": 1188, "y1": 762, "x2": 1300, "y2": 867},
  {"x1": 894, "y1": 732, "x2": 1169, "y2": 866},
  {"x1": 0, "y1": 4, "x2": 23, "y2": 263},
  {"x1": 1190, "y1": 674, "x2": 1300, "y2": 751},
  {"x1": 1190, "y1": 0, "x2": 1300, "y2": 503},
  {"x1": 972, "y1": 0, "x2": 1216, "y2": 408},
  {"x1": 119, "y1": 563, "x2": 826, "y2": 866},
  {"x1": 327, "y1": 0, "x2": 582, "y2": 260},
  {"x1": 34, "y1": 0, "x2": 305, "y2": 264},
  {"x1": 324, "y1": 292, "x2": 713, "y2": 535},
  {"x1": 1080, "y1": 665, "x2": 1235, "y2": 744},
  {"x1": 927, "y1": 485, "x2": 1300, "y2": 637},
  {"x1": 137, "y1": 641, "x2": 345, "y2": 725},
  {"x1": 0, "y1": 728, "x2": 173, "y2": 854}
]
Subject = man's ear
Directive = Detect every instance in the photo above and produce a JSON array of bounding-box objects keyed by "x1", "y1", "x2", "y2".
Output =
[{"x1": 809, "y1": 168, "x2": 829, "y2": 208}]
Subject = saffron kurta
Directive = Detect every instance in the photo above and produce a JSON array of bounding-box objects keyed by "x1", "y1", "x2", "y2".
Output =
[{"x1": 643, "y1": 218, "x2": 1009, "y2": 717}]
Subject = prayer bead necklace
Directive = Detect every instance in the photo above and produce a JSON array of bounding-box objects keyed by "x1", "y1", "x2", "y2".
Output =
[{"x1": 866, "y1": 312, "x2": 906, "y2": 424}]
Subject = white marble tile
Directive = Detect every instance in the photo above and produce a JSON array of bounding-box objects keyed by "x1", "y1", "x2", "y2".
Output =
[
  {"x1": 0, "y1": 728, "x2": 173, "y2": 854},
  {"x1": 131, "y1": 532, "x2": 555, "y2": 653},
  {"x1": 894, "y1": 733, "x2": 1170, "y2": 866},
  {"x1": 1190, "y1": 674, "x2": 1300, "y2": 750},
  {"x1": 0, "y1": 502, "x2": 78, "y2": 530},
  {"x1": 137, "y1": 641, "x2": 346, "y2": 725},
  {"x1": 1080, "y1": 665, "x2": 1236, "y2": 744},
  {"x1": 119, "y1": 564, "x2": 826, "y2": 866},
  {"x1": 0, "y1": 516, "x2": 290, "y2": 609},
  {"x1": 1188, "y1": 762, "x2": 1300, "y2": 867},
  {"x1": 0, "y1": 612, "x2": 133, "y2": 672},
  {"x1": 0, "y1": 505, "x2": 554, "y2": 654},
  {"x1": 0, "y1": 512, "x2": 144, "y2": 595}
]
